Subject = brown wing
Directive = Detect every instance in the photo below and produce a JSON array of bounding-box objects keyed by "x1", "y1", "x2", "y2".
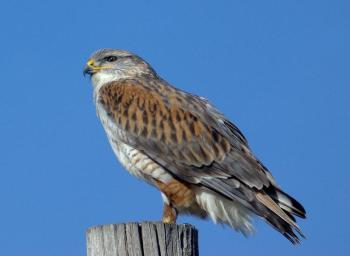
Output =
[{"x1": 98, "y1": 79, "x2": 271, "y2": 186}]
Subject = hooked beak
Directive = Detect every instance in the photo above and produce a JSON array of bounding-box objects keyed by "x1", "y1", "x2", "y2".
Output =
[
  {"x1": 83, "y1": 59, "x2": 95, "y2": 77},
  {"x1": 83, "y1": 59, "x2": 113, "y2": 77}
]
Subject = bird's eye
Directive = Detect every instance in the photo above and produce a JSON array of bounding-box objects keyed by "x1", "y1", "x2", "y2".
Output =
[{"x1": 104, "y1": 56, "x2": 118, "y2": 62}]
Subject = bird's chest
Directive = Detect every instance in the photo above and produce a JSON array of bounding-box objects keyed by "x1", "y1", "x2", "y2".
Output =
[{"x1": 95, "y1": 101, "x2": 173, "y2": 184}]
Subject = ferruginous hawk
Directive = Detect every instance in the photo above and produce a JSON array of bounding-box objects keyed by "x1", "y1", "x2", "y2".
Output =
[{"x1": 83, "y1": 49, "x2": 306, "y2": 244}]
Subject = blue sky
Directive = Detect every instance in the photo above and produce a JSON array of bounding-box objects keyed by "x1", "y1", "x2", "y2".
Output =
[{"x1": 0, "y1": 0, "x2": 349, "y2": 255}]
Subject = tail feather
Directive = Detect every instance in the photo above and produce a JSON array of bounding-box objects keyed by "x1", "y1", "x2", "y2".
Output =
[
  {"x1": 255, "y1": 191, "x2": 305, "y2": 244},
  {"x1": 255, "y1": 186, "x2": 306, "y2": 244},
  {"x1": 264, "y1": 213, "x2": 302, "y2": 244},
  {"x1": 196, "y1": 178, "x2": 306, "y2": 244},
  {"x1": 265, "y1": 186, "x2": 306, "y2": 219}
]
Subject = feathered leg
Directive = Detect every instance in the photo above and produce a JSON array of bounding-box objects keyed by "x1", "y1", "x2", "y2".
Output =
[{"x1": 162, "y1": 203, "x2": 177, "y2": 224}]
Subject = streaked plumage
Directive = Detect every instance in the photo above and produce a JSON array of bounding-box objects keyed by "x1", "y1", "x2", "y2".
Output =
[{"x1": 84, "y1": 49, "x2": 306, "y2": 244}]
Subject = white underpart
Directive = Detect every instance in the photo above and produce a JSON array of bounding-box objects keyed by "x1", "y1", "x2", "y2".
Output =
[
  {"x1": 92, "y1": 72, "x2": 254, "y2": 234},
  {"x1": 195, "y1": 190, "x2": 254, "y2": 235}
]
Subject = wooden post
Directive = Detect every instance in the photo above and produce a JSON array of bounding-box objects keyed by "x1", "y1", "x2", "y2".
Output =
[{"x1": 86, "y1": 222, "x2": 199, "y2": 256}]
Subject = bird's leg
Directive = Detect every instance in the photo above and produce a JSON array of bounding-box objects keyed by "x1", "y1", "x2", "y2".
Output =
[{"x1": 162, "y1": 203, "x2": 177, "y2": 224}]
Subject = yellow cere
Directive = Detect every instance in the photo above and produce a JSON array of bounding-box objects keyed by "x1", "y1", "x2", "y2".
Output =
[
  {"x1": 87, "y1": 59, "x2": 94, "y2": 66},
  {"x1": 86, "y1": 59, "x2": 112, "y2": 71}
]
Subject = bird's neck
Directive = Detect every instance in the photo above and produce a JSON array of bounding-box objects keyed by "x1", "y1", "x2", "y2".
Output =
[
  {"x1": 91, "y1": 71, "x2": 157, "y2": 103},
  {"x1": 91, "y1": 71, "x2": 132, "y2": 99},
  {"x1": 92, "y1": 71, "x2": 126, "y2": 89}
]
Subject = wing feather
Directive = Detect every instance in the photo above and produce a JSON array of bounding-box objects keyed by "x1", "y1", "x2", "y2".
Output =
[{"x1": 98, "y1": 79, "x2": 270, "y2": 188}]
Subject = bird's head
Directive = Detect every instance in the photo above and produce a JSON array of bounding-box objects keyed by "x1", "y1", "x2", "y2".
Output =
[{"x1": 83, "y1": 49, "x2": 156, "y2": 88}]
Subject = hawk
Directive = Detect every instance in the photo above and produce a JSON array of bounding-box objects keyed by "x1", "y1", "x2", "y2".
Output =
[{"x1": 83, "y1": 49, "x2": 306, "y2": 244}]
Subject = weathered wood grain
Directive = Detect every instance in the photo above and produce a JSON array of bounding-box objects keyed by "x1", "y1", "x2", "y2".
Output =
[{"x1": 87, "y1": 222, "x2": 198, "y2": 256}]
